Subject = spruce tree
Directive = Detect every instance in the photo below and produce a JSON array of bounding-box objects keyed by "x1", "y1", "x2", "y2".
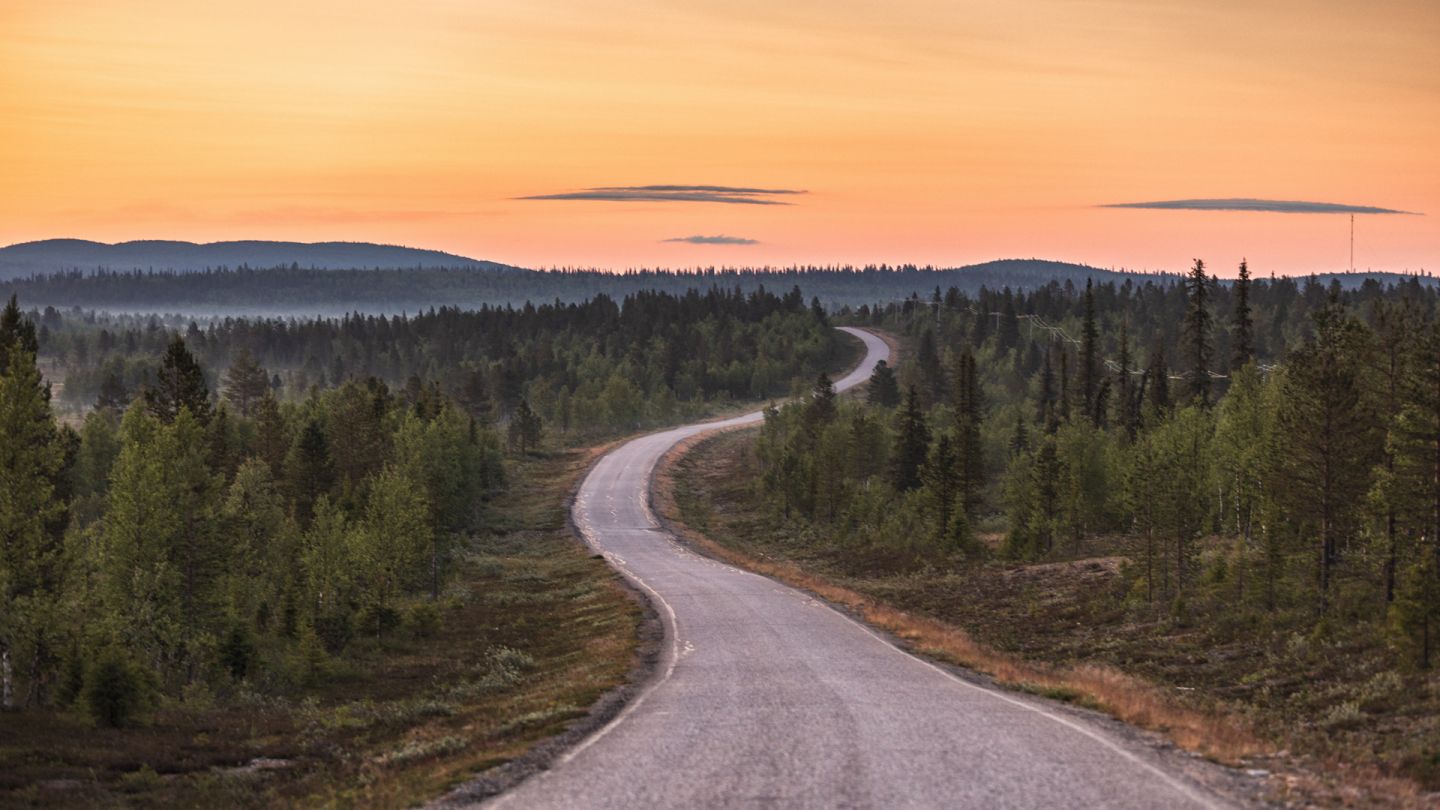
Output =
[
  {"x1": 146, "y1": 334, "x2": 211, "y2": 424},
  {"x1": 1114, "y1": 317, "x2": 1135, "y2": 439},
  {"x1": 1079, "y1": 278, "x2": 1098, "y2": 421},
  {"x1": 997, "y1": 296, "x2": 1021, "y2": 353},
  {"x1": 952, "y1": 348, "x2": 984, "y2": 521},
  {"x1": 804, "y1": 372, "x2": 838, "y2": 434},
  {"x1": 508, "y1": 400, "x2": 543, "y2": 453},
  {"x1": 0, "y1": 295, "x2": 38, "y2": 376},
  {"x1": 917, "y1": 331, "x2": 944, "y2": 402},
  {"x1": 1230, "y1": 259, "x2": 1255, "y2": 369},
  {"x1": 286, "y1": 420, "x2": 336, "y2": 526},
  {"x1": 890, "y1": 386, "x2": 930, "y2": 492},
  {"x1": 866, "y1": 360, "x2": 901, "y2": 408},
  {"x1": 920, "y1": 433, "x2": 962, "y2": 546},
  {"x1": 1182, "y1": 259, "x2": 1213, "y2": 406},
  {"x1": 1145, "y1": 345, "x2": 1171, "y2": 420},
  {"x1": 1037, "y1": 350, "x2": 1055, "y2": 430}
]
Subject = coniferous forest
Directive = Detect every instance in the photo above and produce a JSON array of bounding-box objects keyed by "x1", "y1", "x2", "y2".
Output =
[
  {"x1": 0, "y1": 284, "x2": 844, "y2": 801},
  {"x1": 712, "y1": 262, "x2": 1440, "y2": 791}
]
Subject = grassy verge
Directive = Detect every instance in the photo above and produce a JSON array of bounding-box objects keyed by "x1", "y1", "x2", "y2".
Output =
[
  {"x1": 657, "y1": 428, "x2": 1439, "y2": 808},
  {"x1": 0, "y1": 446, "x2": 641, "y2": 809}
]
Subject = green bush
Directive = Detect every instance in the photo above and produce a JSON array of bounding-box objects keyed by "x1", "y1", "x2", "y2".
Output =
[
  {"x1": 219, "y1": 622, "x2": 257, "y2": 680},
  {"x1": 84, "y1": 647, "x2": 148, "y2": 728},
  {"x1": 407, "y1": 602, "x2": 442, "y2": 639}
]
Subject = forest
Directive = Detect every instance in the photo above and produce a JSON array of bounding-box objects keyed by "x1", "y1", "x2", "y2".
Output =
[
  {"x1": 0, "y1": 285, "x2": 841, "y2": 732},
  {"x1": 730, "y1": 263, "x2": 1440, "y2": 789},
  {"x1": 1, "y1": 260, "x2": 1174, "y2": 313}
]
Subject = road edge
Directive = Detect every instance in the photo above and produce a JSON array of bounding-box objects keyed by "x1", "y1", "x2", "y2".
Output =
[{"x1": 425, "y1": 442, "x2": 666, "y2": 808}]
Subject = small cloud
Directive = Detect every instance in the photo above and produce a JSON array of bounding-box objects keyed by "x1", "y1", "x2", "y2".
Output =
[
  {"x1": 602, "y1": 185, "x2": 803, "y2": 195},
  {"x1": 1102, "y1": 198, "x2": 1418, "y2": 215},
  {"x1": 518, "y1": 184, "x2": 805, "y2": 205},
  {"x1": 662, "y1": 234, "x2": 759, "y2": 245}
]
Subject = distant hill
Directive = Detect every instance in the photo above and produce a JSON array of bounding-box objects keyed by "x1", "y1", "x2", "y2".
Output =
[
  {"x1": 5, "y1": 249, "x2": 1431, "y2": 316},
  {"x1": 0, "y1": 239, "x2": 517, "y2": 278}
]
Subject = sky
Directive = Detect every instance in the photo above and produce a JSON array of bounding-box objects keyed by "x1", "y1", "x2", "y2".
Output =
[{"x1": 1, "y1": 0, "x2": 1437, "y2": 276}]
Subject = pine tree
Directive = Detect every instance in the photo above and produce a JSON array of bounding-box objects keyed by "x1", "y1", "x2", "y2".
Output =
[
  {"x1": 1182, "y1": 259, "x2": 1213, "y2": 406},
  {"x1": 890, "y1": 386, "x2": 930, "y2": 492},
  {"x1": 354, "y1": 466, "x2": 431, "y2": 620},
  {"x1": 0, "y1": 322, "x2": 65, "y2": 709},
  {"x1": 1230, "y1": 259, "x2": 1255, "y2": 369},
  {"x1": 100, "y1": 405, "x2": 186, "y2": 669},
  {"x1": 222, "y1": 349, "x2": 270, "y2": 417},
  {"x1": 253, "y1": 391, "x2": 289, "y2": 475},
  {"x1": 866, "y1": 360, "x2": 901, "y2": 408},
  {"x1": 96, "y1": 369, "x2": 130, "y2": 412},
  {"x1": 146, "y1": 334, "x2": 211, "y2": 424},
  {"x1": 1371, "y1": 298, "x2": 1420, "y2": 603},
  {"x1": 1272, "y1": 300, "x2": 1376, "y2": 611}
]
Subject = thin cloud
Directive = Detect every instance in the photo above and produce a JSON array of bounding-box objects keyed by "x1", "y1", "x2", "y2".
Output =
[
  {"x1": 662, "y1": 234, "x2": 759, "y2": 245},
  {"x1": 1102, "y1": 198, "x2": 1418, "y2": 215},
  {"x1": 518, "y1": 184, "x2": 805, "y2": 205},
  {"x1": 600, "y1": 185, "x2": 803, "y2": 195}
]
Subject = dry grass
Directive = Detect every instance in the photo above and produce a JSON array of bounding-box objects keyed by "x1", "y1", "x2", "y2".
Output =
[{"x1": 654, "y1": 432, "x2": 1261, "y2": 764}]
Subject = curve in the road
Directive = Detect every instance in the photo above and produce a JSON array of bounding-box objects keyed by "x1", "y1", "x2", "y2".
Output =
[{"x1": 486, "y1": 326, "x2": 1235, "y2": 809}]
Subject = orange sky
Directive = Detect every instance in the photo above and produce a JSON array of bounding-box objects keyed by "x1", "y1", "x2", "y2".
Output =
[{"x1": 2, "y1": 0, "x2": 1436, "y2": 275}]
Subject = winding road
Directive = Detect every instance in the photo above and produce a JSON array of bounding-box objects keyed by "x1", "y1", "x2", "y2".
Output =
[{"x1": 487, "y1": 326, "x2": 1237, "y2": 809}]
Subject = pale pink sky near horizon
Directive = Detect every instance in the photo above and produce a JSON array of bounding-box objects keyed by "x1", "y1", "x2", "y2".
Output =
[{"x1": 2, "y1": 0, "x2": 1436, "y2": 277}]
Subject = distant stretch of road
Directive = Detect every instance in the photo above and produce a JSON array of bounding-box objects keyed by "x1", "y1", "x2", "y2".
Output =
[{"x1": 486, "y1": 326, "x2": 1234, "y2": 809}]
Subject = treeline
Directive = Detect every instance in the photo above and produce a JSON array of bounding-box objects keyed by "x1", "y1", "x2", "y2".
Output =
[
  {"x1": 0, "y1": 286, "x2": 842, "y2": 725},
  {"x1": 35, "y1": 285, "x2": 843, "y2": 439},
  {"x1": 1, "y1": 260, "x2": 1173, "y2": 312},
  {"x1": 761, "y1": 263, "x2": 1440, "y2": 669}
]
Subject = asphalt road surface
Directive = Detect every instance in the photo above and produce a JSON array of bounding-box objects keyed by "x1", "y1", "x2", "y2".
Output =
[{"x1": 487, "y1": 326, "x2": 1235, "y2": 809}]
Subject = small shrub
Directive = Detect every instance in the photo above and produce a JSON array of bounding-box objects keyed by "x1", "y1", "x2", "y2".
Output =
[
  {"x1": 84, "y1": 647, "x2": 148, "y2": 728},
  {"x1": 219, "y1": 622, "x2": 257, "y2": 680},
  {"x1": 1321, "y1": 700, "x2": 1363, "y2": 729},
  {"x1": 375, "y1": 735, "x2": 467, "y2": 767},
  {"x1": 407, "y1": 602, "x2": 442, "y2": 639},
  {"x1": 56, "y1": 648, "x2": 86, "y2": 708},
  {"x1": 314, "y1": 609, "x2": 354, "y2": 654},
  {"x1": 118, "y1": 765, "x2": 164, "y2": 792},
  {"x1": 358, "y1": 603, "x2": 402, "y2": 638}
]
